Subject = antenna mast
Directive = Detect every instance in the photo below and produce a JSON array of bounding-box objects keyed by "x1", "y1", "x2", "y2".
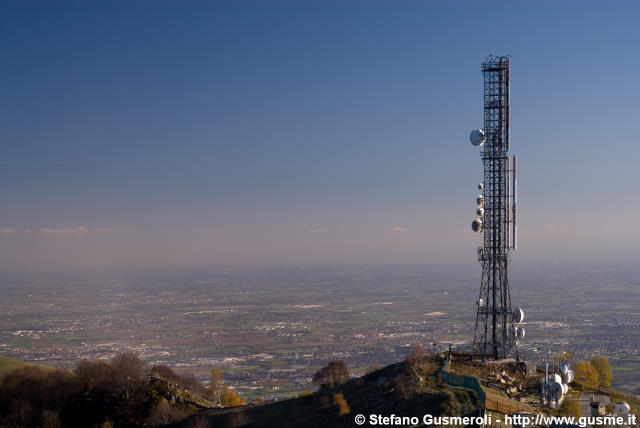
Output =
[{"x1": 469, "y1": 56, "x2": 523, "y2": 360}]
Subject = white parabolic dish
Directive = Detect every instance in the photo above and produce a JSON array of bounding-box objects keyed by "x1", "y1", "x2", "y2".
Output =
[{"x1": 470, "y1": 129, "x2": 485, "y2": 146}]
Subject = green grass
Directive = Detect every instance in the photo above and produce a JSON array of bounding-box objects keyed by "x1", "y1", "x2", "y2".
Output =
[{"x1": 0, "y1": 356, "x2": 34, "y2": 377}]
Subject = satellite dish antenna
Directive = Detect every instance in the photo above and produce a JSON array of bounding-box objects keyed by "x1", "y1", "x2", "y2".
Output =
[
  {"x1": 512, "y1": 307, "x2": 524, "y2": 323},
  {"x1": 472, "y1": 218, "x2": 483, "y2": 233},
  {"x1": 470, "y1": 129, "x2": 485, "y2": 147}
]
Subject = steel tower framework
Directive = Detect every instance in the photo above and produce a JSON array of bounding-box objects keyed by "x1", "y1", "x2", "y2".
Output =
[{"x1": 472, "y1": 56, "x2": 519, "y2": 360}]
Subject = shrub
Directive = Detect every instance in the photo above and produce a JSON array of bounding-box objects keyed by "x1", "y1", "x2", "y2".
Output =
[{"x1": 332, "y1": 392, "x2": 350, "y2": 416}]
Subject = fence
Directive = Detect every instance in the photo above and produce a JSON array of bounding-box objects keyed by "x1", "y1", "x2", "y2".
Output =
[
  {"x1": 441, "y1": 351, "x2": 486, "y2": 410},
  {"x1": 484, "y1": 398, "x2": 516, "y2": 414}
]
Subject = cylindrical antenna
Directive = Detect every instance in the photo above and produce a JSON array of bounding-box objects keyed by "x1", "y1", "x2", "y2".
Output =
[
  {"x1": 512, "y1": 155, "x2": 517, "y2": 250},
  {"x1": 507, "y1": 58, "x2": 510, "y2": 151},
  {"x1": 506, "y1": 156, "x2": 511, "y2": 249}
]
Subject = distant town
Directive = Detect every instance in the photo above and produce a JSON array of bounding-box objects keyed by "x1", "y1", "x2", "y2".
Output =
[{"x1": 2, "y1": 262, "x2": 639, "y2": 401}]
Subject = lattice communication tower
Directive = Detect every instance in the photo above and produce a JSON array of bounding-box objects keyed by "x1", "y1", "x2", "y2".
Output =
[{"x1": 469, "y1": 56, "x2": 524, "y2": 361}]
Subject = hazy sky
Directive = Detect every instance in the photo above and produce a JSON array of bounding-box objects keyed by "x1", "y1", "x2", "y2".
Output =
[{"x1": 1, "y1": 1, "x2": 640, "y2": 269}]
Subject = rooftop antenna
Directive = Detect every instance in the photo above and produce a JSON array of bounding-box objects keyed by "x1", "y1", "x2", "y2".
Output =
[{"x1": 469, "y1": 56, "x2": 523, "y2": 361}]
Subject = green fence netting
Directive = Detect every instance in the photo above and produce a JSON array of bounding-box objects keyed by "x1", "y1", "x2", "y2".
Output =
[{"x1": 441, "y1": 352, "x2": 486, "y2": 409}]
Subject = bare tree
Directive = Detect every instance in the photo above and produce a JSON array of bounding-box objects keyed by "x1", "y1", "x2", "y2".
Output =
[
  {"x1": 313, "y1": 361, "x2": 350, "y2": 389},
  {"x1": 111, "y1": 352, "x2": 147, "y2": 402},
  {"x1": 146, "y1": 398, "x2": 186, "y2": 427},
  {"x1": 404, "y1": 343, "x2": 427, "y2": 382},
  {"x1": 76, "y1": 359, "x2": 115, "y2": 391},
  {"x1": 150, "y1": 364, "x2": 182, "y2": 384},
  {"x1": 393, "y1": 375, "x2": 412, "y2": 400},
  {"x1": 110, "y1": 352, "x2": 154, "y2": 426},
  {"x1": 210, "y1": 368, "x2": 225, "y2": 406}
]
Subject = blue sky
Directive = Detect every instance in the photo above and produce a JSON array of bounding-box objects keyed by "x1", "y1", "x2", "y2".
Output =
[{"x1": 1, "y1": 1, "x2": 640, "y2": 269}]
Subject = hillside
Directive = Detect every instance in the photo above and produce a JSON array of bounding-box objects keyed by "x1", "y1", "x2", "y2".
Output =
[
  {"x1": 3, "y1": 351, "x2": 638, "y2": 428},
  {"x1": 0, "y1": 353, "x2": 219, "y2": 428},
  {"x1": 169, "y1": 352, "x2": 484, "y2": 428},
  {"x1": 0, "y1": 355, "x2": 39, "y2": 377},
  {"x1": 168, "y1": 352, "x2": 640, "y2": 428}
]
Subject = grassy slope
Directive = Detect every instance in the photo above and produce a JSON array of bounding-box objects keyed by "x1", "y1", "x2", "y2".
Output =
[
  {"x1": 170, "y1": 355, "x2": 484, "y2": 428},
  {"x1": 0, "y1": 356, "x2": 36, "y2": 377}
]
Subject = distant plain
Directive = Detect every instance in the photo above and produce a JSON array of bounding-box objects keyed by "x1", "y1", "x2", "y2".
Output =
[{"x1": 1, "y1": 262, "x2": 638, "y2": 399}]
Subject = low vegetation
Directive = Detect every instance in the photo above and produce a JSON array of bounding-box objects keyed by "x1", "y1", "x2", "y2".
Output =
[
  {"x1": 0, "y1": 356, "x2": 39, "y2": 378},
  {"x1": 0, "y1": 349, "x2": 624, "y2": 428},
  {"x1": 169, "y1": 350, "x2": 480, "y2": 428},
  {"x1": 558, "y1": 398, "x2": 582, "y2": 418},
  {"x1": 0, "y1": 353, "x2": 245, "y2": 428}
]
